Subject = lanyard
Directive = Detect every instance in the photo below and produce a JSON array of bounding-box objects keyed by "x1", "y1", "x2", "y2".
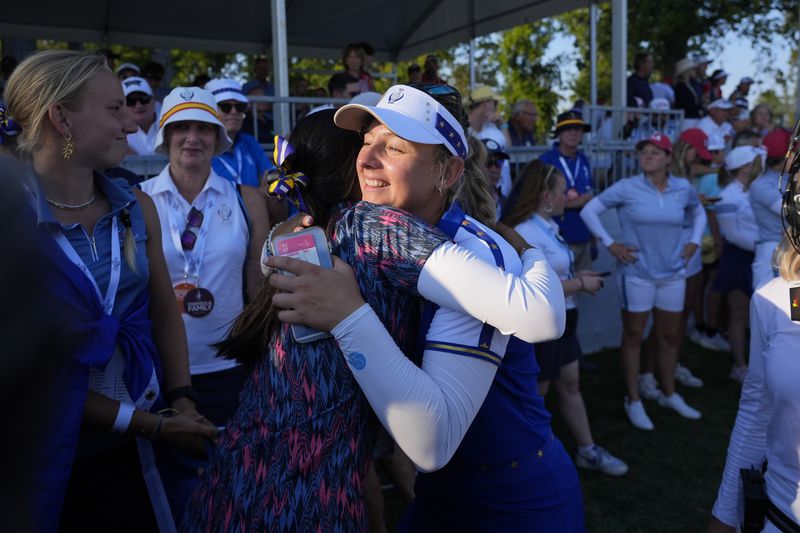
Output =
[
  {"x1": 166, "y1": 192, "x2": 215, "y2": 282},
  {"x1": 54, "y1": 216, "x2": 121, "y2": 315},
  {"x1": 532, "y1": 214, "x2": 574, "y2": 277},
  {"x1": 217, "y1": 147, "x2": 243, "y2": 184},
  {"x1": 558, "y1": 156, "x2": 582, "y2": 189}
]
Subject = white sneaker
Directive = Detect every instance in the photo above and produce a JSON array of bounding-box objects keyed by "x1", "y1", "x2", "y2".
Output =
[
  {"x1": 729, "y1": 365, "x2": 748, "y2": 384},
  {"x1": 624, "y1": 398, "x2": 654, "y2": 430},
  {"x1": 638, "y1": 373, "x2": 660, "y2": 400},
  {"x1": 576, "y1": 445, "x2": 629, "y2": 476},
  {"x1": 675, "y1": 363, "x2": 704, "y2": 388},
  {"x1": 657, "y1": 392, "x2": 701, "y2": 419},
  {"x1": 688, "y1": 327, "x2": 706, "y2": 346},
  {"x1": 697, "y1": 333, "x2": 731, "y2": 352}
]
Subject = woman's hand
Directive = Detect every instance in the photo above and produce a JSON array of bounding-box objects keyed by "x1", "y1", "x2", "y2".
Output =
[
  {"x1": 266, "y1": 255, "x2": 366, "y2": 331},
  {"x1": 494, "y1": 223, "x2": 533, "y2": 256},
  {"x1": 576, "y1": 272, "x2": 604, "y2": 295},
  {"x1": 608, "y1": 242, "x2": 638, "y2": 264},
  {"x1": 681, "y1": 242, "x2": 699, "y2": 263},
  {"x1": 159, "y1": 411, "x2": 220, "y2": 458}
]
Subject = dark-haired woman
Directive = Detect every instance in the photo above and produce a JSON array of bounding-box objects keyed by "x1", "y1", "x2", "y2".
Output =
[
  {"x1": 503, "y1": 160, "x2": 628, "y2": 477},
  {"x1": 5, "y1": 50, "x2": 218, "y2": 531},
  {"x1": 184, "y1": 104, "x2": 565, "y2": 531},
  {"x1": 264, "y1": 85, "x2": 581, "y2": 531}
]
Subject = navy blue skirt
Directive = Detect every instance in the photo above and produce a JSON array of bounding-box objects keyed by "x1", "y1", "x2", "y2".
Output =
[{"x1": 712, "y1": 241, "x2": 755, "y2": 295}]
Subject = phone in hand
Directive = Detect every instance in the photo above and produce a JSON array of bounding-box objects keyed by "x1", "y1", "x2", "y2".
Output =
[
  {"x1": 270, "y1": 227, "x2": 333, "y2": 343},
  {"x1": 704, "y1": 196, "x2": 722, "y2": 203},
  {"x1": 598, "y1": 271, "x2": 612, "y2": 277}
]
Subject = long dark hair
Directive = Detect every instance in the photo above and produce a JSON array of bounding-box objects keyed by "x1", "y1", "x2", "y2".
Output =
[{"x1": 217, "y1": 109, "x2": 361, "y2": 367}]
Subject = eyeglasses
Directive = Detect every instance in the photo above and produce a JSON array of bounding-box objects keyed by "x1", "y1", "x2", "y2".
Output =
[
  {"x1": 487, "y1": 157, "x2": 505, "y2": 169},
  {"x1": 126, "y1": 94, "x2": 152, "y2": 107},
  {"x1": 180, "y1": 207, "x2": 203, "y2": 250},
  {"x1": 218, "y1": 102, "x2": 248, "y2": 114}
]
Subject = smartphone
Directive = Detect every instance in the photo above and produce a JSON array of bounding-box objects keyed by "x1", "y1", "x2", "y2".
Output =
[
  {"x1": 598, "y1": 271, "x2": 612, "y2": 277},
  {"x1": 705, "y1": 196, "x2": 722, "y2": 203},
  {"x1": 270, "y1": 227, "x2": 333, "y2": 343}
]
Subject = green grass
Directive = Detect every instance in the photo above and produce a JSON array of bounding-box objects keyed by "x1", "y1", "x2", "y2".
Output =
[{"x1": 382, "y1": 339, "x2": 742, "y2": 532}]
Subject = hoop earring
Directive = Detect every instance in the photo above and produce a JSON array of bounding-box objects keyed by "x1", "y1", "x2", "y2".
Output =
[
  {"x1": 543, "y1": 201, "x2": 553, "y2": 213},
  {"x1": 62, "y1": 135, "x2": 74, "y2": 159}
]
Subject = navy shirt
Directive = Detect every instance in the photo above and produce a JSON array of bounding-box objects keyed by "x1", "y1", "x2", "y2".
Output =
[
  {"x1": 539, "y1": 144, "x2": 593, "y2": 243},
  {"x1": 627, "y1": 73, "x2": 653, "y2": 107},
  {"x1": 507, "y1": 120, "x2": 537, "y2": 147},
  {"x1": 212, "y1": 132, "x2": 274, "y2": 187}
]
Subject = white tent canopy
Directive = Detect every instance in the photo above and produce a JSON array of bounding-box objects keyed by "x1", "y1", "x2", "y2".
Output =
[{"x1": 1, "y1": 0, "x2": 584, "y2": 60}]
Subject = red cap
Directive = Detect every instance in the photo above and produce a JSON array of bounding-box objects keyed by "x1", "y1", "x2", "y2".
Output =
[
  {"x1": 763, "y1": 128, "x2": 791, "y2": 159},
  {"x1": 679, "y1": 128, "x2": 713, "y2": 160},
  {"x1": 635, "y1": 131, "x2": 672, "y2": 154}
]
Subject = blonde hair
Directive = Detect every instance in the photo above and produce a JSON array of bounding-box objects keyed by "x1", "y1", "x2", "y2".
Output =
[
  {"x1": 5, "y1": 50, "x2": 109, "y2": 157},
  {"x1": 775, "y1": 237, "x2": 800, "y2": 281},
  {"x1": 453, "y1": 137, "x2": 497, "y2": 226},
  {"x1": 5, "y1": 50, "x2": 139, "y2": 273},
  {"x1": 669, "y1": 140, "x2": 693, "y2": 178}
]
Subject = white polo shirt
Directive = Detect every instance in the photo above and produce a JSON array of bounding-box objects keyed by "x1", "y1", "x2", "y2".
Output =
[
  {"x1": 515, "y1": 213, "x2": 576, "y2": 309},
  {"x1": 127, "y1": 120, "x2": 159, "y2": 156},
  {"x1": 716, "y1": 180, "x2": 759, "y2": 251},
  {"x1": 140, "y1": 166, "x2": 248, "y2": 374}
]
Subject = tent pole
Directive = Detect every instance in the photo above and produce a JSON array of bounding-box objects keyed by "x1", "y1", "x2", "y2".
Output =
[
  {"x1": 271, "y1": 0, "x2": 290, "y2": 135},
  {"x1": 468, "y1": 0, "x2": 476, "y2": 90},
  {"x1": 611, "y1": 0, "x2": 627, "y2": 109},
  {"x1": 590, "y1": 0, "x2": 598, "y2": 107}
]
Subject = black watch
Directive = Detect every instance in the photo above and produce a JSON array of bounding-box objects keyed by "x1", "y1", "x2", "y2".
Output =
[{"x1": 165, "y1": 385, "x2": 199, "y2": 405}]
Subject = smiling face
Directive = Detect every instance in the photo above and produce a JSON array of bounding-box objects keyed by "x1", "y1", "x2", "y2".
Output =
[
  {"x1": 65, "y1": 70, "x2": 137, "y2": 169},
  {"x1": 358, "y1": 121, "x2": 448, "y2": 224},
  {"x1": 166, "y1": 120, "x2": 218, "y2": 174}
]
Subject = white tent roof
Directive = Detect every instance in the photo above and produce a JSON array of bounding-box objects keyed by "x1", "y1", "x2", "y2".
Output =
[{"x1": 1, "y1": 0, "x2": 584, "y2": 59}]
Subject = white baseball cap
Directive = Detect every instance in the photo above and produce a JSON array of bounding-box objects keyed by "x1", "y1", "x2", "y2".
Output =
[
  {"x1": 334, "y1": 84, "x2": 468, "y2": 159},
  {"x1": 349, "y1": 91, "x2": 382, "y2": 106},
  {"x1": 707, "y1": 135, "x2": 726, "y2": 151},
  {"x1": 204, "y1": 78, "x2": 249, "y2": 104},
  {"x1": 121, "y1": 76, "x2": 153, "y2": 97},
  {"x1": 154, "y1": 87, "x2": 232, "y2": 155},
  {"x1": 708, "y1": 99, "x2": 734, "y2": 110},
  {"x1": 649, "y1": 97, "x2": 670, "y2": 111},
  {"x1": 725, "y1": 145, "x2": 762, "y2": 170},
  {"x1": 116, "y1": 62, "x2": 141, "y2": 75}
]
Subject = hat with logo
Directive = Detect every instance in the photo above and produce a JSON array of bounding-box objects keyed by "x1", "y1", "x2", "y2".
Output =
[
  {"x1": 115, "y1": 62, "x2": 141, "y2": 76},
  {"x1": 204, "y1": 78, "x2": 249, "y2": 104},
  {"x1": 724, "y1": 145, "x2": 761, "y2": 170},
  {"x1": 708, "y1": 99, "x2": 734, "y2": 110},
  {"x1": 334, "y1": 84, "x2": 468, "y2": 159},
  {"x1": 552, "y1": 109, "x2": 591, "y2": 137},
  {"x1": 635, "y1": 131, "x2": 672, "y2": 154},
  {"x1": 121, "y1": 76, "x2": 153, "y2": 97},
  {"x1": 679, "y1": 128, "x2": 713, "y2": 160},
  {"x1": 763, "y1": 128, "x2": 792, "y2": 159},
  {"x1": 154, "y1": 87, "x2": 232, "y2": 155},
  {"x1": 482, "y1": 138, "x2": 509, "y2": 160},
  {"x1": 649, "y1": 97, "x2": 671, "y2": 111}
]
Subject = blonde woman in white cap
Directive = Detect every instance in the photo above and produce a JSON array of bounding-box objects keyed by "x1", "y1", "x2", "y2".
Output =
[
  {"x1": 205, "y1": 78, "x2": 274, "y2": 188},
  {"x1": 140, "y1": 87, "x2": 269, "y2": 427},
  {"x1": 4, "y1": 50, "x2": 219, "y2": 531},
  {"x1": 710, "y1": 145, "x2": 763, "y2": 383},
  {"x1": 266, "y1": 84, "x2": 582, "y2": 530},
  {"x1": 122, "y1": 76, "x2": 158, "y2": 155}
]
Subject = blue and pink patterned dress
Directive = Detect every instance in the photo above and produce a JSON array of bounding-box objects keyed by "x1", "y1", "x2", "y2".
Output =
[{"x1": 183, "y1": 202, "x2": 448, "y2": 532}]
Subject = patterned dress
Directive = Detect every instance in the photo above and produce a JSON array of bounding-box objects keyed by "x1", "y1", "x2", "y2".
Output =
[{"x1": 183, "y1": 202, "x2": 448, "y2": 532}]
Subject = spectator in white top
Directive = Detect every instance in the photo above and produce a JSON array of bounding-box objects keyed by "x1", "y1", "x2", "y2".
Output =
[
  {"x1": 139, "y1": 87, "x2": 269, "y2": 426},
  {"x1": 580, "y1": 132, "x2": 706, "y2": 430},
  {"x1": 468, "y1": 85, "x2": 513, "y2": 200},
  {"x1": 698, "y1": 99, "x2": 735, "y2": 147},
  {"x1": 503, "y1": 160, "x2": 628, "y2": 477},
  {"x1": 709, "y1": 217, "x2": 800, "y2": 531},
  {"x1": 750, "y1": 128, "x2": 791, "y2": 290},
  {"x1": 122, "y1": 76, "x2": 158, "y2": 156},
  {"x1": 711, "y1": 145, "x2": 764, "y2": 383}
]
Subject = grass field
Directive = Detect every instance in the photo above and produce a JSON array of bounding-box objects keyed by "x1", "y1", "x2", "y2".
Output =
[{"x1": 382, "y1": 339, "x2": 743, "y2": 532}]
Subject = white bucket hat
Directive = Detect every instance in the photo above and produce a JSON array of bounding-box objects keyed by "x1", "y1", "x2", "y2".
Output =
[
  {"x1": 334, "y1": 84, "x2": 468, "y2": 159},
  {"x1": 121, "y1": 76, "x2": 153, "y2": 97},
  {"x1": 725, "y1": 145, "x2": 764, "y2": 171},
  {"x1": 204, "y1": 78, "x2": 249, "y2": 104},
  {"x1": 155, "y1": 87, "x2": 232, "y2": 155}
]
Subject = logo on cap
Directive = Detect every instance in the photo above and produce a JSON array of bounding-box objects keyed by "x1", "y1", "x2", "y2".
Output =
[
  {"x1": 180, "y1": 89, "x2": 195, "y2": 101},
  {"x1": 123, "y1": 79, "x2": 143, "y2": 87},
  {"x1": 387, "y1": 88, "x2": 405, "y2": 104}
]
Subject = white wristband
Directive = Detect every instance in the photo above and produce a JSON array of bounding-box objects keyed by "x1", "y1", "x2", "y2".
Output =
[{"x1": 112, "y1": 403, "x2": 135, "y2": 434}]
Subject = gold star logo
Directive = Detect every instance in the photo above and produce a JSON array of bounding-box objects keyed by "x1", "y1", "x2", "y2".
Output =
[
  {"x1": 439, "y1": 121, "x2": 445, "y2": 128},
  {"x1": 480, "y1": 342, "x2": 489, "y2": 349},
  {"x1": 490, "y1": 243, "x2": 498, "y2": 249},
  {"x1": 510, "y1": 461, "x2": 518, "y2": 468},
  {"x1": 449, "y1": 132, "x2": 455, "y2": 138},
  {"x1": 537, "y1": 450, "x2": 543, "y2": 458}
]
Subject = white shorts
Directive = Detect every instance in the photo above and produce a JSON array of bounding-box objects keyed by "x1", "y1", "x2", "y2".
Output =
[
  {"x1": 752, "y1": 240, "x2": 779, "y2": 290},
  {"x1": 617, "y1": 273, "x2": 686, "y2": 313}
]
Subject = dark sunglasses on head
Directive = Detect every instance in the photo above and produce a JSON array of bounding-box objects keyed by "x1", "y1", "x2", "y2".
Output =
[
  {"x1": 411, "y1": 83, "x2": 464, "y2": 124},
  {"x1": 126, "y1": 94, "x2": 153, "y2": 107},
  {"x1": 218, "y1": 102, "x2": 248, "y2": 114},
  {"x1": 180, "y1": 207, "x2": 204, "y2": 251}
]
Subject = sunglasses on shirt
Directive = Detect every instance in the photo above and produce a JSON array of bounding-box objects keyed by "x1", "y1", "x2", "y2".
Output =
[
  {"x1": 218, "y1": 102, "x2": 249, "y2": 114},
  {"x1": 126, "y1": 94, "x2": 153, "y2": 107},
  {"x1": 180, "y1": 207, "x2": 203, "y2": 251}
]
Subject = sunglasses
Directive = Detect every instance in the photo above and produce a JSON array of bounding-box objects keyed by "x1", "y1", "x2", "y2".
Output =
[
  {"x1": 180, "y1": 207, "x2": 203, "y2": 251},
  {"x1": 487, "y1": 157, "x2": 505, "y2": 169},
  {"x1": 218, "y1": 102, "x2": 249, "y2": 114},
  {"x1": 126, "y1": 94, "x2": 152, "y2": 107},
  {"x1": 411, "y1": 83, "x2": 464, "y2": 124}
]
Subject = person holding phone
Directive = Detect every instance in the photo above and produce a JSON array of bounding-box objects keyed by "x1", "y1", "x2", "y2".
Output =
[
  {"x1": 580, "y1": 132, "x2": 707, "y2": 430},
  {"x1": 502, "y1": 160, "x2": 628, "y2": 476}
]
